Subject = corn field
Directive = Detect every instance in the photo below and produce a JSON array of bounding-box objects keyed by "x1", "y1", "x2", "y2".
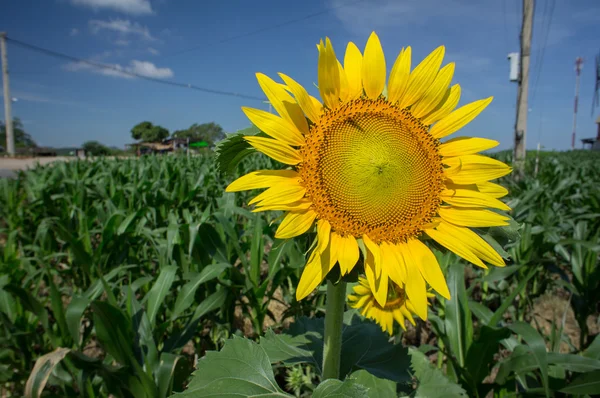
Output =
[{"x1": 1, "y1": 150, "x2": 599, "y2": 397}]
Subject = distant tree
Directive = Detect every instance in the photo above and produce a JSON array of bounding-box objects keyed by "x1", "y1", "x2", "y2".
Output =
[
  {"x1": 0, "y1": 118, "x2": 37, "y2": 148},
  {"x1": 131, "y1": 121, "x2": 169, "y2": 142},
  {"x1": 172, "y1": 122, "x2": 225, "y2": 146},
  {"x1": 82, "y1": 140, "x2": 111, "y2": 156}
]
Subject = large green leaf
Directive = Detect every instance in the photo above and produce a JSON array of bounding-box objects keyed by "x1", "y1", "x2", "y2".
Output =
[
  {"x1": 214, "y1": 127, "x2": 266, "y2": 175},
  {"x1": 349, "y1": 370, "x2": 396, "y2": 398},
  {"x1": 409, "y1": 348, "x2": 467, "y2": 398},
  {"x1": 312, "y1": 378, "x2": 369, "y2": 398},
  {"x1": 91, "y1": 301, "x2": 137, "y2": 367},
  {"x1": 173, "y1": 337, "x2": 292, "y2": 397},
  {"x1": 260, "y1": 314, "x2": 412, "y2": 383},
  {"x1": 546, "y1": 352, "x2": 600, "y2": 372}
]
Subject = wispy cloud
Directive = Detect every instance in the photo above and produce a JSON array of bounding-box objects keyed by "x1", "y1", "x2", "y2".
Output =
[
  {"x1": 69, "y1": 28, "x2": 79, "y2": 37},
  {"x1": 70, "y1": 0, "x2": 153, "y2": 15},
  {"x1": 115, "y1": 39, "x2": 130, "y2": 46},
  {"x1": 89, "y1": 19, "x2": 155, "y2": 41},
  {"x1": 64, "y1": 59, "x2": 174, "y2": 79},
  {"x1": 1, "y1": 91, "x2": 107, "y2": 112},
  {"x1": 147, "y1": 47, "x2": 159, "y2": 55}
]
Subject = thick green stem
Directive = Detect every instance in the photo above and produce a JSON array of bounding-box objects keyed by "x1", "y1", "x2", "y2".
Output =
[{"x1": 322, "y1": 280, "x2": 347, "y2": 380}]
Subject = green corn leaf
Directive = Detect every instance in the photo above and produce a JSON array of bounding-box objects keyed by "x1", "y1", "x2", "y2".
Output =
[
  {"x1": 465, "y1": 326, "x2": 511, "y2": 385},
  {"x1": 171, "y1": 263, "x2": 229, "y2": 321},
  {"x1": 508, "y1": 322, "x2": 549, "y2": 398},
  {"x1": 24, "y1": 347, "x2": 71, "y2": 398},
  {"x1": 145, "y1": 265, "x2": 178, "y2": 326},
  {"x1": 65, "y1": 295, "x2": 90, "y2": 347},
  {"x1": 559, "y1": 370, "x2": 600, "y2": 395},
  {"x1": 488, "y1": 266, "x2": 538, "y2": 327},
  {"x1": 444, "y1": 263, "x2": 472, "y2": 368}
]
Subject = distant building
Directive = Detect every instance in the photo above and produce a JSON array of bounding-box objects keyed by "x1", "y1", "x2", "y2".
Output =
[
  {"x1": 581, "y1": 116, "x2": 600, "y2": 150},
  {"x1": 126, "y1": 137, "x2": 210, "y2": 156}
]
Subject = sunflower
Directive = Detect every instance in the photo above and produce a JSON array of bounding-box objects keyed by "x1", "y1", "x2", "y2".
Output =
[
  {"x1": 226, "y1": 32, "x2": 511, "y2": 318},
  {"x1": 348, "y1": 277, "x2": 430, "y2": 335}
]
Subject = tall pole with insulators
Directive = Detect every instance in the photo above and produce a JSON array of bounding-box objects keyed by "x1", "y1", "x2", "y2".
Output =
[
  {"x1": 572, "y1": 57, "x2": 583, "y2": 149},
  {"x1": 513, "y1": 0, "x2": 534, "y2": 179},
  {"x1": 1, "y1": 32, "x2": 15, "y2": 156}
]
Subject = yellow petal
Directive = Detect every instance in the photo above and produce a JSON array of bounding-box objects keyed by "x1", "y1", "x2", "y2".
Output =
[
  {"x1": 378, "y1": 243, "x2": 400, "y2": 287},
  {"x1": 362, "y1": 234, "x2": 381, "y2": 278},
  {"x1": 316, "y1": 219, "x2": 331, "y2": 253},
  {"x1": 226, "y1": 169, "x2": 298, "y2": 192},
  {"x1": 336, "y1": 233, "x2": 359, "y2": 275},
  {"x1": 411, "y1": 62, "x2": 455, "y2": 118},
  {"x1": 252, "y1": 200, "x2": 312, "y2": 213},
  {"x1": 318, "y1": 38, "x2": 340, "y2": 109},
  {"x1": 310, "y1": 95, "x2": 324, "y2": 116},
  {"x1": 296, "y1": 249, "x2": 327, "y2": 300},
  {"x1": 441, "y1": 188, "x2": 511, "y2": 211},
  {"x1": 444, "y1": 155, "x2": 512, "y2": 184},
  {"x1": 398, "y1": 45, "x2": 445, "y2": 108},
  {"x1": 275, "y1": 210, "x2": 317, "y2": 239},
  {"x1": 476, "y1": 181, "x2": 509, "y2": 198},
  {"x1": 362, "y1": 32, "x2": 386, "y2": 99},
  {"x1": 407, "y1": 239, "x2": 450, "y2": 300},
  {"x1": 242, "y1": 107, "x2": 304, "y2": 146},
  {"x1": 248, "y1": 183, "x2": 306, "y2": 206},
  {"x1": 437, "y1": 220, "x2": 505, "y2": 267},
  {"x1": 328, "y1": 232, "x2": 341, "y2": 269},
  {"x1": 245, "y1": 136, "x2": 302, "y2": 165},
  {"x1": 430, "y1": 97, "x2": 493, "y2": 139},
  {"x1": 421, "y1": 84, "x2": 461, "y2": 126},
  {"x1": 256, "y1": 73, "x2": 309, "y2": 135},
  {"x1": 344, "y1": 42, "x2": 363, "y2": 100},
  {"x1": 438, "y1": 207, "x2": 509, "y2": 227},
  {"x1": 398, "y1": 243, "x2": 428, "y2": 320},
  {"x1": 337, "y1": 60, "x2": 350, "y2": 102},
  {"x1": 387, "y1": 46, "x2": 411, "y2": 104},
  {"x1": 439, "y1": 137, "x2": 499, "y2": 157},
  {"x1": 388, "y1": 243, "x2": 408, "y2": 282},
  {"x1": 278, "y1": 74, "x2": 321, "y2": 123},
  {"x1": 425, "y1": 227, "x2": 485, "y2": 268},
  {"x1": 364, "y1": 246, "x2": 388, "y2": 307}
]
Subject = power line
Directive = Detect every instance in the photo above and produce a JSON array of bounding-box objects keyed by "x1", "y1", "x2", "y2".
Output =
[
  {"x1": 5, "y1": 36, "x2": 267, "y2": 101},
  {"x1": 530, "y1": 0, "x2": 555, "y2": 108},
  {"x1": 161, "y1": 0, "x2": 364, "y2": 59}
]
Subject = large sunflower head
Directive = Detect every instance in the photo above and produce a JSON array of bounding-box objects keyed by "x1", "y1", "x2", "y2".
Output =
[
  {"x1": 348, "y1": 277, "x2": 431, "y2": 335},
  {"x1": 227, "y1": 32, "x2": 512, "y2": 317}
]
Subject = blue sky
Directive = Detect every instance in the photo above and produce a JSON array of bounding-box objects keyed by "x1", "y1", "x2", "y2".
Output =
[{"x1": 1, "y1": 0, "x2": 599, "y2": 150}]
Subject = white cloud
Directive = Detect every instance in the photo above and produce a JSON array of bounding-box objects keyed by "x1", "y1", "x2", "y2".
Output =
[
  {"x1": 147, "y1": 47, "x2": 159, "y2": 55},
  {"x1": 69, "y1": 28, "x2": 79, "y2": 36},
  {"x1": 64, "y1": 59, "x2": 174, "y2": 79},
  {"x1": 115, "y1": 39, "x2": 130, "y2": 46},
  {"x1": 70, "y1": 0, "x2": 153, "y2": 15},
  {"x1": 89, "y1": 18, "x2": 155, "y2": 40}
]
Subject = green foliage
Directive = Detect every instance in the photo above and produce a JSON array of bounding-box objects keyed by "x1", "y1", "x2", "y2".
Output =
[
  {"x1": 0, "y1": 117, "x2": 37, "y2": 148},
  {"x1": 131, "y1": 121, "x2": 170, "y2": 142},
  {"x1": 82, "y1": 140, "x2": 111, "y2": 156},
  {"x1": 172, "y1": 122, "x2": 225, "y2": 146},
  {"x1": 1, "y1": 149, "x2": 600, "y2": 396}
]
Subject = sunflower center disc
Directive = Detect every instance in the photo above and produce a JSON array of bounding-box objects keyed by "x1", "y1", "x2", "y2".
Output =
[{"x1": 300, "y1": 98, "x2": 444, "y2": 243}]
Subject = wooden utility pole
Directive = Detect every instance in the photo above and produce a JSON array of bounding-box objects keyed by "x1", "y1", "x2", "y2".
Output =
[
  {"x1": 513, "y1": 0, "x2": 534, "y2": 179},
  {"x1": 1, "y1": 32, "x2": 15, "y2": 155},
  {"x1": 571, "y1": 57, "x2": 583, "y2": 149}
]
